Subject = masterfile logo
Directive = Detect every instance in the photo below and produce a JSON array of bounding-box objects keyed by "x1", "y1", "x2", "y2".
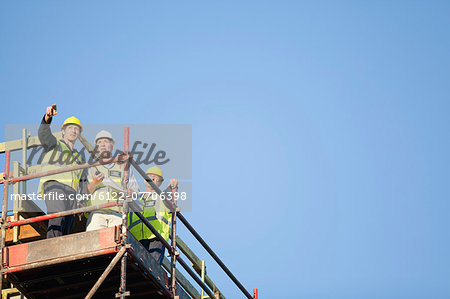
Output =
[{"x1": 5, "y1": 124, "x2": 192, "y2": 212}]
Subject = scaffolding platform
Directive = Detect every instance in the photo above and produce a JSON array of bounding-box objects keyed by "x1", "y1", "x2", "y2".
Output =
[
  {"x1": 2, "y1": 226, "x2": 189, "y2": 299},
  {"x1": 1, "y1": 126, "x2": 256, "y2": 299}
]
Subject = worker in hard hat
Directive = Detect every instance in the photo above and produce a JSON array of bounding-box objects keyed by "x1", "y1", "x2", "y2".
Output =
[
  {"x1": 37, "y1": 105, "x2": 89, "y2": 238},
  {"x1": 127, "y1": 166, "x2": 178, "y2": 265},
  {"x1": 85, "y1": 130, "x2": 139, "y2": 231}
]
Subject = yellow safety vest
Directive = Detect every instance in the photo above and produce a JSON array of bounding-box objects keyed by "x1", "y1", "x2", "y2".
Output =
[
  {"x1": 86, "y1": 163, "x2": 123, "y2": 213},
  {"x1": 37, "y1": 140, "x2": 84, "y2": 195},
  {"x1": 127, "y1": 193, "x2": 171, "y2": 241}
]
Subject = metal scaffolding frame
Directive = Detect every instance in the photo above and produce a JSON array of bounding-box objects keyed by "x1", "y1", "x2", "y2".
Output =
[{"x1": 0, "y1": 126, "x2": 257, "y2": 299}]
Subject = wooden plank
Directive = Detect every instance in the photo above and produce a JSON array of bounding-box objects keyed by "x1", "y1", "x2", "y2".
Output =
[
  {"x1": 17, "y1": 211, "x2": 47, "y2": 237},
  {"x1": 16, "y1": 196, "x2": 44, "y2": 214},
  {"x1": 79, "y1": 134, "x2": 95, "y2": 155},
  {"x1": 5, "y1": 224, "x2": 42, "y2": 244},
  {"x1": 1, "y1": 288, "x2": 21, "y2": 298},
  {"x1": 22, "y1": 164, "x2": 42, "y2": 176},
  {"x1": 162, "y1": 257, "x2": 201, "y2": 299},
  {"x1": 176, "y1": 236, "x2": 203, "y2": 273},
  {"x1": 0, "y1": 136, "x2": 39, "y2": 153},
  {"x1": 15, "y1": 194, "x2": 47, "y2": 236},
  {"x1": 175, "y1": 236, "x2": 226, "y2": 299},
  {"x1": 0, "y1": 131, "x2": 63, "y2": 153}
]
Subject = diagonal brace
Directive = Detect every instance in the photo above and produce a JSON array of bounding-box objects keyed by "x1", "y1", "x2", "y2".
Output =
[{"x1": 85, "y1": 246, "x2": 127, "y2": 299}]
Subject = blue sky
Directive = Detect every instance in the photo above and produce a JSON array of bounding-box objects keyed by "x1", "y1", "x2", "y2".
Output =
[{"x1": 1, "y1": 1, "x2": 450, "y2": 298}]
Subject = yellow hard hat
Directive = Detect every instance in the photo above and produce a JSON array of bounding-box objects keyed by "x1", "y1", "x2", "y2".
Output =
[
  {"x1": 146, "y1": 166, "x2": 164, "y2": 181},
  {"x1": 61, "y1": 116, "x2": 83, "y2": 132}
]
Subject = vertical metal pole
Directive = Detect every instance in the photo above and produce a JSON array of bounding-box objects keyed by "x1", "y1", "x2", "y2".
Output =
[
  {"x1": 170, "y1": 186, "x2": 179, "y2": 297},
  {"x1": 1, "y1": 151, "x2": 11, "y2": 294},
  {"x1": 118, "y1": 200, "x2": 129, "y2": 298},
  {"x1": 117, "y1": 126, "x2": 130, "y2": 298},
  {"x1": 12, "y1": 162, "x2": 20, "y2": 243},
  {"x1": 14, "y1": 129, "x2": 28, "y2": 245},
  {"x1": 22, "y1": 128, "x2": 27, "y2": 196},
  {"x1": 123, "y1": 126, "x2": 129, "y2": 154},
  {"x1": 122, "y1": 126, "x2": 130, "y2": 204}
]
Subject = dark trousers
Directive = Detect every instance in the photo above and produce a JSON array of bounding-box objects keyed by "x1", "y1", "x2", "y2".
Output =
[
  {"x1": 47, "y1": 215, "x2": 74, "y2": 238},
  {"x1": 43, "y1": 182, "x2": 76, "y2": 238},
  {"x1": 140, "y1": 238, "x2": 166, "y2": 265}
]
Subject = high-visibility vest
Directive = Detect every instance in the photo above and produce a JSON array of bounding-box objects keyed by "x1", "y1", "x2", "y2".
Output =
[
  {"x1": 37, "y1": 140, "x2": 84, "y2": 195},
  {"x1": 127, "y1": 193, "x2": 171, "y2": 241},
  {"x1": 86, "y1": 163, "x2": 123, "y2": 213}
]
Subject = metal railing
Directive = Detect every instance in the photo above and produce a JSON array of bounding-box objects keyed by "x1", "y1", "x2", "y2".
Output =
[{"x1": 0, "y1": 126, "x2": 257, "y2": 299}]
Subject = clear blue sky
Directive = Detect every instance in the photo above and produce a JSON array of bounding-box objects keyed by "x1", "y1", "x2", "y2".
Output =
[{"x1": 1, "y1": 1, "x2": 450, "y2": 298}]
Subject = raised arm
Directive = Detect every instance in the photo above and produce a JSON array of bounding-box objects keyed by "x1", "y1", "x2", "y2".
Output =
[
  {"x1": 161, "y1": 179, "x2": 179, "y2": 210},
  {"x1": 38, "y1": 105, "x2": 58, "y2": 151}
]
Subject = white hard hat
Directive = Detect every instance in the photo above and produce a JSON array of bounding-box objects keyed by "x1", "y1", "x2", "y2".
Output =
[{"x1": 95, "y1": 130, "x2": 115, "y2": 144}]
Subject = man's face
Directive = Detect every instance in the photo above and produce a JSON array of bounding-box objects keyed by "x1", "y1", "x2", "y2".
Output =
[
  {"x1": 96, "y1": 138, "x2": 114, "y2": 156},
  {"x1": 145, "y1": 173, "x2": 163, "y2": 191},
  {"x1": 63, "y1": 125, "x2": 80, "y2": 143}
]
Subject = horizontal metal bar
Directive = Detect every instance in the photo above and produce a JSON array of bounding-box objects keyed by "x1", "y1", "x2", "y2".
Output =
[
  {"x1": 4, "y1": 247, "x2": 118, "y2": 274},
  {"x1": 0, "y1": 165, "x2": 42, "y2": 185},
  {"x1": 4, "y1": 155, "x2": 127, "y2": 184},
  {"x1": 7, "y1": 201, "x2": 120, "y2": 228}
]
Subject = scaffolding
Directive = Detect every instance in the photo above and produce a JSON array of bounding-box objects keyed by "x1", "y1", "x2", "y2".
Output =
[{"x1": 0, "y1": 126, "x2": 257, "y2": 299}]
